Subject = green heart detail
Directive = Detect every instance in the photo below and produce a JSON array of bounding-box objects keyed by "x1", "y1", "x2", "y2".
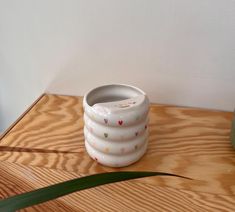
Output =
[{"x1": 104, "y1": 133, "x2": 108, "y2": 138}]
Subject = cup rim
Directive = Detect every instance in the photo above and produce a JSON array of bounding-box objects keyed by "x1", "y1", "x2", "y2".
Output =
[{"x1": 83, "y1": 83, "x2": 146, "y2": 108}]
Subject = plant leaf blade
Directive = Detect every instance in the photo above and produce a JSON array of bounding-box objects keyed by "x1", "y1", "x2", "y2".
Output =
[{"x1": 0, "y1": 171, "x2": 190, "y2": 211}]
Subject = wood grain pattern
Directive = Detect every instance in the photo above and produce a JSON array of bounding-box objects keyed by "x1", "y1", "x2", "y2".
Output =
[{"x1": 0, "y1": 94, "x2": 235, "y2": 211}]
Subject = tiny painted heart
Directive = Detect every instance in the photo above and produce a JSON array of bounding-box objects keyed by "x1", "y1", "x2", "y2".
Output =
[
  {"x1": 145, "y1": 125, "x2": 147, "y2": 130},
  {"x1": 104, "y1": 147, "x2": 109, "y2": 153},
  {"x1": 118, "y1": 120, "x2": 123, "y2": 125},
  {"x1": 104, "y1": 119, "x2": 108, "y2": 124},
  {"x1": 104, "y1": 133, "x2": 108, "y2": 138},
  {"x1": 135, "y1": 132, "x2": 138, "y2": 136}
]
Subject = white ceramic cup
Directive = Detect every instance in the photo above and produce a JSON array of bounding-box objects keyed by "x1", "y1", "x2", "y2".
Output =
[{"x1": 83, "y1": 84, "x2": 149, "y2": 167}]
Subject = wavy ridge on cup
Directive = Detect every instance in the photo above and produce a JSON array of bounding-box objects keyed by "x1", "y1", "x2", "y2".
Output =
[{"x1": 84, "y1": 126, "x2": 148, "y2": 155}]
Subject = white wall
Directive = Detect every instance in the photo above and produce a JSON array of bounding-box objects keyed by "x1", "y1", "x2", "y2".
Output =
[{"x1": 0, "y1": 0, "x2": 235, "y2": 132}]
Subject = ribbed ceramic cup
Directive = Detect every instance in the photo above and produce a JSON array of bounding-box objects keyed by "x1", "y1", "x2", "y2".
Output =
[{"x1": 83, "y1": 84, "x2": 149, "y2": 167}]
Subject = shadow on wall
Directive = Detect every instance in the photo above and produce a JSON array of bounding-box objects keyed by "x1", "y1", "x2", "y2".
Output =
[
  {"x1": 0, "y1": 0, "x2": 235, "y2": 132},
  {"x1": 46, "y1": 61, "x2": 235, "y2": 112}
]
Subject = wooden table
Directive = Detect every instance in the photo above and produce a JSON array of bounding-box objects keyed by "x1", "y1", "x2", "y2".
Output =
[{"x1": 0, "y1": 94, "x2": 235, "y2": 211}]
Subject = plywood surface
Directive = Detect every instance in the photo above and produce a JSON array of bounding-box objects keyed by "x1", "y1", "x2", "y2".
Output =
[{"x1": 0, "y1": 94, "x2": 234, "y2": 211}]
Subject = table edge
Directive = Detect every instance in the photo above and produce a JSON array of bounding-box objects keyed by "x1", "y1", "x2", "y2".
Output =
[{"x1": 0, "y1": 93, "x2": 46, "y2": 141}]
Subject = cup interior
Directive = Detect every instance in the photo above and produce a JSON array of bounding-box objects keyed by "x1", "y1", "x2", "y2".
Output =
[{"x1": 86, "y1": 84, "x2": 145, "y2": 106}]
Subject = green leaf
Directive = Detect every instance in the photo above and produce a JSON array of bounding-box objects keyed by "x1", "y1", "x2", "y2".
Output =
[{"x1": 0, "y1": 171, "x2": 190, "y2": 211}]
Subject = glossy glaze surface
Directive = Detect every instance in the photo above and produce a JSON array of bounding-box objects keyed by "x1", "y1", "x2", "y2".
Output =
[{"x1": 83, "y1": 84, "x2": 149, "y2": 167}]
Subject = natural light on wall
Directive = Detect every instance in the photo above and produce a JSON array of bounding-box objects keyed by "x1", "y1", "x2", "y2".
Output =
[{"x1": 0, "y1": 0, "x2": 234, "y2": 131}]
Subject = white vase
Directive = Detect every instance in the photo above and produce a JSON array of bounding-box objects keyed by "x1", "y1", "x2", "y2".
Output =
[{"x1": 83, "y1": 84, "x2": 149, "y2": 167}]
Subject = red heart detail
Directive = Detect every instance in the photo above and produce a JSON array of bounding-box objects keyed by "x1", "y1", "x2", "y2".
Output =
[
  {"x1": 118, "y1": 120, "x2": 123, "y2": 125},
  {"x1": 145, "y1": 125, "x2": 147, "y2": 130},
  {"x1": 135, "y1": 132, "x2": 138, "y2": 136},
  {"x1": 104, "y1": 119, "x2": 108, "y2": 124}
]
